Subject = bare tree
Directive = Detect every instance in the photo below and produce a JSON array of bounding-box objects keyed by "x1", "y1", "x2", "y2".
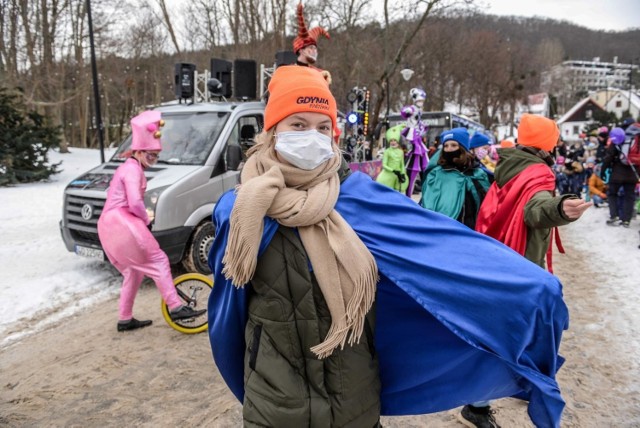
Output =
[
  {"x1": 182, "y1": 0, "x2": 225, "y2": 51},
  {"x1": 316, "y1": 0, "x2": 373, "y2": 31},
  {"x1": 370, "y1": 0, "x2": 462, "y2": 133},
  {"x1": 221, "y1": 0, "x2": 241, "y2": 46},
  {"x1": 18, "y1": 0, "x2": 38, "y2": 73},
  {"x1": 268, "y1": 0, "x2": 289, "y2": 51},
  {"x1": 458, "y1": 30, "x2": 512, "y2": 126},
  {"x1": 0, "y1": 0, "x2": 21, "y2": 81},
  {"x1": 533, "y1": 37, "x2": 565, "y2": 70},
  {"x1": 155, "y1": 0, "x2": 181, "y2": 54}
]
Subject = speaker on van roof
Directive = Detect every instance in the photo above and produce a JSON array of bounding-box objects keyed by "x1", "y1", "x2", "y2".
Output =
[
  {"x1": 234, "y1": 59, "x2": 257, "y2": 100},
  {"x1": 275, "y1": 51, "x2": 297, "y2": 67},
  {"x1": 174, "y1": 63, "x2": 196, "y2": 101},
  {"x1": 210, "y1": 58, "x2": 233, "y2": 98}
]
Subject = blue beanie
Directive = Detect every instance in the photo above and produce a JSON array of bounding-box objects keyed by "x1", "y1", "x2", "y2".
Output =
[
  {"x1": 440, "y1": 127, "x2": 470, "y2": 151},
  {"x1": 469, "y1": 132, "x2": 491, "y2": 149}
]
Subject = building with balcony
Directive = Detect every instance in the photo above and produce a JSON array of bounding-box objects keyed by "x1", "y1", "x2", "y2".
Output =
[
  {"x1": 542, "y1": 57, "x2": 636, "y2": 93},
  {"x1": 542, "y1": 57, "x2": 638, "y2": 115}
]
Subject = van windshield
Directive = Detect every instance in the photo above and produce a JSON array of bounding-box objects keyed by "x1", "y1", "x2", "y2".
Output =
[{"x1": 111, "y1": 111, "x2": 230, "y2": 165}]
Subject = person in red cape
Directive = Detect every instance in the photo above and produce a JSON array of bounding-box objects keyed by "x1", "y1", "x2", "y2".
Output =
[
  {"x1": 476, "y1": 114, "x2": 592, "y2": 272},
  {"x1": 469, "y1": 113, "x2": 591, "y2": 427}
]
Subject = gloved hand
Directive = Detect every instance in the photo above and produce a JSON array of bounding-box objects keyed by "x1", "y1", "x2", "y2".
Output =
[{"x1": 394, "y1": 170, "x2": 406, "y2": 183}]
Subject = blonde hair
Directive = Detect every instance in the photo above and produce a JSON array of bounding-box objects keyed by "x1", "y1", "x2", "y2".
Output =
[{"x1": 246, "y1": 128, "x2": 276, "y2": 158}]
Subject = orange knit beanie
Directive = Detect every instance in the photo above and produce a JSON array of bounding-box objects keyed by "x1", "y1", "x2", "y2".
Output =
[
  {"x1": 500, "y1": 139, "x2": 516, "y2": 148},
  {"x1": 517, "y1": 114, "x2": 559, "y2": 152},
  {"x1": 264, "y1": 65, "x2": 337, "y2": 131}
]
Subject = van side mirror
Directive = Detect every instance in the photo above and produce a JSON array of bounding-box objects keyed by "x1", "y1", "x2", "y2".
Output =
[{"x1": 226, "y1": 144, "x2": 244, "y2": 171}]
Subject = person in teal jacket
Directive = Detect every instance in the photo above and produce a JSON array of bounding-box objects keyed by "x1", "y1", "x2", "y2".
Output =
[
  {"x1": 376, "y1": 125, "x2": 409, "y2": 193},
  {"x1": 421, "y1": 127, "x2": 490, "y2": 229}
]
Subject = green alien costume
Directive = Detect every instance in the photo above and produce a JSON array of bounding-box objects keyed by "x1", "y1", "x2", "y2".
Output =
[{"x1": 376, "y1": 125, "x2": 409, "y2": 193}]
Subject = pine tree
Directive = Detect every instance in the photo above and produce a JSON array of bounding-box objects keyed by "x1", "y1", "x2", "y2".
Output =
[{"x1": 0, "y1": 87, "x2": 61, "y2": 186}]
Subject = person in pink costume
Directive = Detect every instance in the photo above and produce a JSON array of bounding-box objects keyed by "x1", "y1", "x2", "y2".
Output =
[
  {"x1": 401, "y1": 88, "x2": 429, "y2": 196},
  {"x1": 98, "y1": 110, "x2": 205, "y2": 332}
]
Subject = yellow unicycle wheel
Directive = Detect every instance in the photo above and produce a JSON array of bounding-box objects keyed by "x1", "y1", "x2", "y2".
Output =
[{"x1": 161, "y1": 273, "x2": 213, "y2": 334}]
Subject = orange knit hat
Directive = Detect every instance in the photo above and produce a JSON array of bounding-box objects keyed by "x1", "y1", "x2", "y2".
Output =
[
  {"x1": 517, "y1": 114, "x2": 559, "y2": 152},
  {"x1": 292, "y1": 2, "x2": 330, "y2": 54},
  {"x1": 264, "y1": 65, "x2": 337, "y2": 131},
  {"x1": 500, "y1": 139, "x2": 515, "y2": 148}
]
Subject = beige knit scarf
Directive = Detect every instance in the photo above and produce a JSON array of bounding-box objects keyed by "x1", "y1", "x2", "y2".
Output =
[{"x1": 221, "y1": 136, "x2": 378, "y2": 359}]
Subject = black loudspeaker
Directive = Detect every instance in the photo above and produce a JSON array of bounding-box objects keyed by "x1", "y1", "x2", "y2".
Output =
[
  {"x1": 210, "y1": 58, "x2": 233, "y2": 98},
  {"x1": 234, "y1": 59, "x2": 257, "y2": 100},
  {"x1": 174, "y1": 63, "x2": 196, "y2": 100},
  {"x1": 275, "y1": 51, "x2": 297, "y2": 67}
]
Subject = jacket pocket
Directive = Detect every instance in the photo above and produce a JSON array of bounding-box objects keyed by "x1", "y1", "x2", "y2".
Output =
[
  {"x1": 248, "y1": 324, "x2": 262, "y2": 371},
  {"x1": 245, "y1": 323, "x2": 307, "y2": 407}
]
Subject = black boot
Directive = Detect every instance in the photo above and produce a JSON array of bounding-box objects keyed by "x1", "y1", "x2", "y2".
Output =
[
  {"x1": 169, "y1": 305, "x2": 206, "y2": 321},
  {"x1": 117, "y1": 318, "x2": 153, "y2": 332}
]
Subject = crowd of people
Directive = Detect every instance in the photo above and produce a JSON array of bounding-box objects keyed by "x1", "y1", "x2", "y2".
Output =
[
  {"x1": 371, "y1": 108, "x2": 639, "y2": 238},
  {"x1": 553, "y1": 123, "x2": 640, "y2": 228}
]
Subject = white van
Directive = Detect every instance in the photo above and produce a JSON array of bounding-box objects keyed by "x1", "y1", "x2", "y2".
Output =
[{"x1": 59, "y1": 100, "x2": 264, "y2": 274}]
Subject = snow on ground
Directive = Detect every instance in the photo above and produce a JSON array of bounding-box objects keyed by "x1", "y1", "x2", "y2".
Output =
[
  {"x1": 1, "y1": 148, "x2": 638, "y2": 348},
  {"x1": 558, "y1": 200, "x2": 640, "y2": 358},
  {"x1": 0, "y1": 148, "x2": 119, "y2": 346}
]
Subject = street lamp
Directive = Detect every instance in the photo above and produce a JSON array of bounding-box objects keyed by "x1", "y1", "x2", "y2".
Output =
[
  {"x1": 400, "y1": 68, "x2": 414, "y2": 115},
  {"x1": 86, "y1": 0, "x2": 105, "y2": 163},
  {"x1": 400, "y1": 68, "x2": 415, "y2": 81}
]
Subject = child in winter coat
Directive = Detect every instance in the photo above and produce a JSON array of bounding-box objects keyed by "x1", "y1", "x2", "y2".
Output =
[
  {"x1": 589, "y1": 164, "x2": 608, "y2": 208},
  {"x1": 469, "y1": 132, "x2": 496, "y2": 183}
]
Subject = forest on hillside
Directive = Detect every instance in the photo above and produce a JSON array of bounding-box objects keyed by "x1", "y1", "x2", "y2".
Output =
[{"x1": 1, "y1": 0, "x2": 638, "y2": 148}]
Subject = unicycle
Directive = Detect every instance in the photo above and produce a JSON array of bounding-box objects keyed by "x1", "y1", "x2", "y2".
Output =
[{"x1": 161, "y1": 273, "x2": 213, "y2": 334}]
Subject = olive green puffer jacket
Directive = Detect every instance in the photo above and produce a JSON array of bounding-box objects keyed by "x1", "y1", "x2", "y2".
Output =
[{"x1": 243, "y1": 223, "x2": 380, "y2": 427}]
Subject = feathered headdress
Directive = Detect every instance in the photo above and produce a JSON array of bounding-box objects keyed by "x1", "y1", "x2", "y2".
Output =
[{"x1": 292, "y1": 2, "x2": 330, "y2": 54}]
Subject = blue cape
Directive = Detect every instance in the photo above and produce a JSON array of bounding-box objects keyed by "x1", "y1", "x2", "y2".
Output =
[{"x1": 208, "y1": 172, "x2": 569, "y2": 428}]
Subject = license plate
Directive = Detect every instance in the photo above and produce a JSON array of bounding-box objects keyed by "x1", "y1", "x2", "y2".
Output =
[{"x1": 75, "y1": 245, "x2": 105, "y2": 261}]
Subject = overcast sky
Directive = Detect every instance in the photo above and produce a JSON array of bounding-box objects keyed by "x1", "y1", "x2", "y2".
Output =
[
  {"x1": 476, "y1": 0, "x2": 640, "y2": 32},
  {"x1": 164, "y1": 0, "x2": 639, "y2": 33}
]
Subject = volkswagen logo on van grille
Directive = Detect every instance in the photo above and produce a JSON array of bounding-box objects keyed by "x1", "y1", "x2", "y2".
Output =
[{"x1": 81, "y1": 204, "x2": 94, "y2": 220}]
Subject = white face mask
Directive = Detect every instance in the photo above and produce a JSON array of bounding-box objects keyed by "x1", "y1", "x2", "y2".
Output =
[{"x1": 275, "y1": 130, "x2": 334, "y2": 170}]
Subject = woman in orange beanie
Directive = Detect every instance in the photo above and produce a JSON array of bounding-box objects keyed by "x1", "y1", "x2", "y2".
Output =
[
  {"x1": 210, "y1": 65, "x2": 380, "y2": 426},
  {"x1": 208, "y1": 67, "x2": 573, "y2": 428}
]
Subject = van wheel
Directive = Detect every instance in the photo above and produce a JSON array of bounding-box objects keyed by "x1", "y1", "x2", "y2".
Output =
[{"x1": 182, "y1": 222, "x2": 214, "y2": 275}]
